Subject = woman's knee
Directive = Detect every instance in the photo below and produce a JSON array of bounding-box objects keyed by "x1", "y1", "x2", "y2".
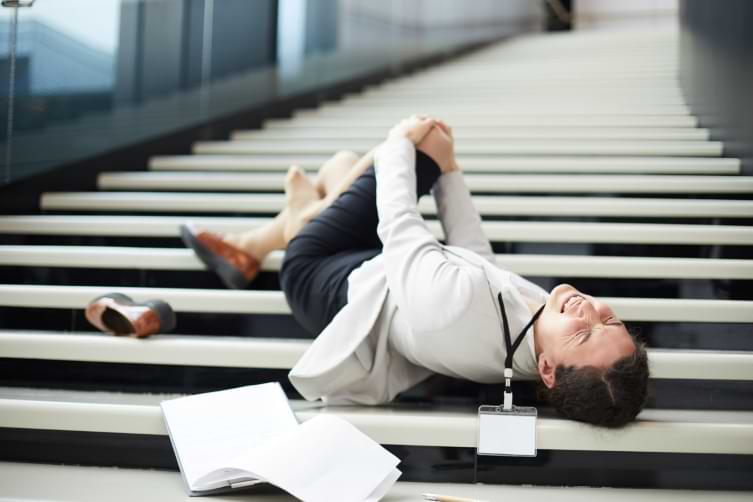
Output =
[
  {"x1": 315, "y1": 150, "x2": 360, "y2": 195},
  {"x1": 321, "y1": 151, "x2": 360, "y2": 176},
  {"x1": 331, "y1": 150, "x2": 359, "y2": 165}
]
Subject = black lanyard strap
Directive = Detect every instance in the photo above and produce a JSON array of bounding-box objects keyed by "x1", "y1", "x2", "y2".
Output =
[{"x1": 498, "y1": 292, "x2": 545, "y2": 375}]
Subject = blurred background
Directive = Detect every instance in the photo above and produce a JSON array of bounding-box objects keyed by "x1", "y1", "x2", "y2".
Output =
[{"x1": 0, "y1": 0, "x2": 682, "y2": 185}]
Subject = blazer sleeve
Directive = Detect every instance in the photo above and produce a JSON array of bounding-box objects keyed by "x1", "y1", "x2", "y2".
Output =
[
  {"x1": 374, "y1": 137, "x2": 478, "y2": 333},
  {"x1": 431, "y1": 169, "x2": 496, "y2": 264}
]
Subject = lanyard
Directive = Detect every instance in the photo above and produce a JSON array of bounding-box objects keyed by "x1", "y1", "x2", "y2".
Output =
[{"x1": 497, "y1": 292, "x2": 545, "y2": 410}]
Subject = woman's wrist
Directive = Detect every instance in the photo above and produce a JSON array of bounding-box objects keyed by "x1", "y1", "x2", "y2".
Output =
[{"x1": 441, "y1": 158, "x2": 461, "y2": 174}]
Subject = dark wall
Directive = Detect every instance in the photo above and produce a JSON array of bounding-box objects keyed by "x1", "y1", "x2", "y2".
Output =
[
  {"x1": 304, "y1": 0, "x2": 338, "y2": 55},
  {"x1": 115, "y1": 0, "x2": 278, "y2": 104},
  {"x1": 679, "y1": 0, "x2": 753, "y2": 174}
]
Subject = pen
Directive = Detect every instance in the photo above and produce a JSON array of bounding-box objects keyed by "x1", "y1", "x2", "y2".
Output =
[{"x1": 422, "y1": 493, "x2": 488, "y2": 502}]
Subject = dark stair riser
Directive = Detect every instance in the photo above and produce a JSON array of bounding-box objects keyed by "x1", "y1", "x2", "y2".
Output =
[
  {"x1": 2, "y1": 266, "x2": 750, "y2": 300},
  {"x1": 1, "y1": 359, "x2": 751, "y2": 411},
  {"x1": 3, "y1": 234, "x2": 752, "y2": 260},
  {"x1": 1, "y1": 428, "x2": 751, "y2": 491},
  {"x1": 0, "y1": 308, "x2": 750, "y2": 351},
  {"x1": 35, "y1": 209, "x2": 753, "y2": 227}
]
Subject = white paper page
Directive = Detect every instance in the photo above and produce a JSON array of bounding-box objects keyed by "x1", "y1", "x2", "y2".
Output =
[
  {"x1": 237, "y1": 414, "x2": 400, "y2": 502},
  {"x1": 160, "y1": 383, "x2": 298, "y2": 491},
  {"x1": 363, "y1": 467, "x2": 402, "y2": 502}
]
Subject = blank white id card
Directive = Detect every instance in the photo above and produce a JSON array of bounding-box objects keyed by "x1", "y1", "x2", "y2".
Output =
[{"x1": 477, "y1": 405, "x2": 537, "y2": 457}]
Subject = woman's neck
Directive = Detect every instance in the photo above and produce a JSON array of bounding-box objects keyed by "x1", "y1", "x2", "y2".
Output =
[{"x1": 528, "y1": 301, "x2": 544, "y2": 357}]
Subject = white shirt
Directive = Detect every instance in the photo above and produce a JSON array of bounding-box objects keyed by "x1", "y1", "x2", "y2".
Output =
[
  {"x1": 387, "y1": 274, "x2": 546, "y2": 384},
  {"x1": 288, "y1": 137, "x2": 549, "y2": 405}
]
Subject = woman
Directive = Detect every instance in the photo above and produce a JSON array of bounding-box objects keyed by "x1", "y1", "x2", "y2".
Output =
[{"x1": 181, "y1": 116, "x2": 649, "y2": 428}]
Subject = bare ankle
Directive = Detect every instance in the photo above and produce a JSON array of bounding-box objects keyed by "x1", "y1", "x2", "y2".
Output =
[
  {"x1": 238, "y1": 233, "x2": 269, "y2": 261},
  {"x1": 284, "y1": 199, "x2": 325, "y2": 244}
]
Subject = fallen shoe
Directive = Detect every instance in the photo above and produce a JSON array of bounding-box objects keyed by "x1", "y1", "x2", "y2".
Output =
[
  {"x1": 85, "y1": 292, "x2": 176, "y2": 338},
  {"x1": 179, "y1": 222, "x2": 260, "y2": 289}
]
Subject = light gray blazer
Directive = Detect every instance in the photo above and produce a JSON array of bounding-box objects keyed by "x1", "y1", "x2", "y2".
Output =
[{"x1": 288, "y1": 137, "x2": 546, "y2": 405}]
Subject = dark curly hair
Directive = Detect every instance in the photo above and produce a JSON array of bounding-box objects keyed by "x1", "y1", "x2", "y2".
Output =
[{"x1": 540, "y1": 336, "x2": 649, "y2": 428}]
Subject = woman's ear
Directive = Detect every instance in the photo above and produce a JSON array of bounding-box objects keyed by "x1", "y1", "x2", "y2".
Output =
[{"x1": 538, "y1": 353, "x2": 557, "y2": 389}]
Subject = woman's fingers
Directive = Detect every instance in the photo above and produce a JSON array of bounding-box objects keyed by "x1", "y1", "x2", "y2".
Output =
[
  {"x1": 410, "y1": 117, "x2": 437, "y2": 143},
  {"x1": 434, "y1": 119, "x2": 453, "y2": 138},
  {"x1": 389, "y1": 115, "x2": 452, "y2": 145}
]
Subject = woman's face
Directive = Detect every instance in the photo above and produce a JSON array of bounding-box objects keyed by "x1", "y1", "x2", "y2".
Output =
[{"x1": 534, "y1": 284, "x2": 636, "y2": 389}]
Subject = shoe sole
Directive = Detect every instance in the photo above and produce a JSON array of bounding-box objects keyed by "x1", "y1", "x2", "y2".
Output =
[
  {"x1": 86, "y1": 293, "x2": 176, "y2": 336},
  {"x1": 179, "y1": 223, "x2": 250, "y2": 290}
]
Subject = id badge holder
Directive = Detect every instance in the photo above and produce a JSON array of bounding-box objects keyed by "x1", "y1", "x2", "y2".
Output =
[{"x1": 477, "y1": 404, "x2": 537, "y2": 457}]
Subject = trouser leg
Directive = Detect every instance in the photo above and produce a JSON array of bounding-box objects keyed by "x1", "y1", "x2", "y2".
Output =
[{"x1": 280, "y1": 150, "x2": 441, "y2": 335}]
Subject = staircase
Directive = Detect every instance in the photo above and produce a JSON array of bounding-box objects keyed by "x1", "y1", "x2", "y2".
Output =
[{"x1": 1, "y1": 28, "x2": 752, "y2": 497}]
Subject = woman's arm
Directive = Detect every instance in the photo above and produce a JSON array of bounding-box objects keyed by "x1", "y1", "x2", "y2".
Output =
[
  {"x1": 432, "y1": 171, "x2": 496, "y2": 264},
  {"x1": 417, "y1": 123, "x2": 496, "y2": 264},
  {"x1": 375, "y1": 118, "x2": 478, "y2": 332}
]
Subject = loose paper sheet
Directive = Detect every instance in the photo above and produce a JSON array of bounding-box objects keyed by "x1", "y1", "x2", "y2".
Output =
[
  {"x1": 161, "y1": 383, "x2": 298, "y2": 491},
  {"x1": 234, "y1": 414, "x2": 401, "y2": 502}
]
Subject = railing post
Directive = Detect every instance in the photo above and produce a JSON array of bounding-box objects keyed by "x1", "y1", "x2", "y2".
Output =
[{"x1": 1, "y1": 0, "x2": 35, "y2": 186}]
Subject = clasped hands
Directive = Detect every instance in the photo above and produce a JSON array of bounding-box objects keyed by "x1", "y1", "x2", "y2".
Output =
[{"x1": 387, "y1": 115, "x2": 459, "y2": 174}]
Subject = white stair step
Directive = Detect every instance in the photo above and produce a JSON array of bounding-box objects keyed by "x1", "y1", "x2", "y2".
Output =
[
  {"x1": 3, "y1": 246, "x2": 752, "y2": 280},
  {"x1": 0, "y1": 284, "x2": 288, "y2": 314},
  {"x1": 424, "y1": 62, "x2": 679, "y2": 71},
  {"x1": 363, "y1": 83, "x2": 683, "y2": 94},
  {"x1": 302, "y1": 102, "x2": 692, "y2": 117},
  {"x1": 414, "y1": 63, "x2": 678, "y2": 72},
  {"x1": 193, "y1": 140, "x2": 722, "y2": 157},
  {"x1": 341, "y1": 93, "x2": 687, "y2": 105},
  {"x1": 0, "y1": 331, "x2": 307, "y2": 369},
  {"x1": 2, "y1": 215, "x2": 752, "y2": 245},
  {"x1": 0, "y1": 284, "x2": 751, "y2": 323},
  {"x1": 232, "y1": 127, "x2": 710, "y2": 141},
  {"x1": 1, "y1": 331, "x2": 751, "y2": 381},
  {"x1": 150, "y1": 155, "x2": 739, "y2": 174},
  {"x1": 372, "y1": 81, "x2": 682, "y2": 90},
  {"x1": 380, "y1": 76, "x2": 679, "y2": 87},
  {"x1": 349, "y1": 85, "x2": 683, "y2": 96},
  {"x1": 40, "y1": 192, "x2": 753, "y2": 219},
  {"x1": 267, "y1": 116, "x2": 699, "y2": 128},
  {"x1": 0, "y1": 245, "x2": 283, "y2": 272},
  {"x1": 0, "y1": 387, "x2": 751, "y2": 454},
  {"x1": 6, "y1": 462, "x2": 744, "y2": 502},
  {"x1": 364, "y1": 86, "x2": 684, "y2": 97},
  {"x1": 342, "y1": 97, "x2": 688, "y2": 107},
  {"x1": 304, "y1": 104, "x2": 692, "y2": 116},
  {"x1": 99, "y1": 172, "x2": 753, "y2": 194}
]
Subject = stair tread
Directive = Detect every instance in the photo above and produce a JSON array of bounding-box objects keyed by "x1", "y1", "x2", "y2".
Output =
[
  {"x1": 149, "y1": 154, "x2": 740, "y2": 174},
  {"x1": 1, "y1": 330, "x2": 752, "y2": 380},
  {"x1": 3, "y1": 215, "x2": 751, "y2": 244},
  {"x1": 3, "y1": 245, "x2": 752, "y2": 279},
  {"x1": 1, "y1": 386, "x2": 751, "y2": 453},
  {"x1": 100, "y1": 172, "x2": 753, "y2": 194},
  {"x1": 1, "y1": 284, "x2": 751, "y2": 322},
  {"x1": 193, "y1": 139, "x2": 722, "y2": 157},
  {"x1": 39, "y1": 192, "x2": 753, "y2": 218},
  {"x1": 3, "y1": 461, "x2": 748, "y2": 502},
  {"x1": 234, "y1": 127, "x2": 709, "y2": 141}
]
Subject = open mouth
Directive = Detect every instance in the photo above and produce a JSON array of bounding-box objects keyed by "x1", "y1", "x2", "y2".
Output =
[{"x1": 561, "y1": 294, "x2": 584, "y2": 313}]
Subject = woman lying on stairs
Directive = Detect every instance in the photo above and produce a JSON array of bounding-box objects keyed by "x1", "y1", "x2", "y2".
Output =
[{"x1": 180, "y1": 115, "x2": 649, "y2": 428}]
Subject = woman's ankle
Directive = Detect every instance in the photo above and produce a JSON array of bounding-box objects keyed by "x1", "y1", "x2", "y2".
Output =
[{"x1": 239, "y1": 233, "x2": 270, "y2": 261}]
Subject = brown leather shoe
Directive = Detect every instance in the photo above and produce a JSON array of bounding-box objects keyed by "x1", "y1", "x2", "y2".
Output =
[
  {"x1": 179, "y1": 222, "x2": 260, "y2": 289},
  {"x1": 85, "y1": 293, "x2": 176, "y2": 338}
]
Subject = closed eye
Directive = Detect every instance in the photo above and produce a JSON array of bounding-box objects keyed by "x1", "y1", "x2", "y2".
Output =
[
  {"x1": 606, "y1": 317, "x2": 624, "y2": 327},
  {"x1": 578, "y1": 330, "x2": 591, "y2": 344}
]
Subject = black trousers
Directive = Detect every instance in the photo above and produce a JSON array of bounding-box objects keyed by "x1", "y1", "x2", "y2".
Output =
[{"x1": 279, "y1": 150, "x2": 442, "y2": 336}]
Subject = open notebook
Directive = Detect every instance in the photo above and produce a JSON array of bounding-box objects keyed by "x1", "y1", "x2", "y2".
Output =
[{"x1": 161, "y1": 383, "x2": 401, "y2": 501}]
